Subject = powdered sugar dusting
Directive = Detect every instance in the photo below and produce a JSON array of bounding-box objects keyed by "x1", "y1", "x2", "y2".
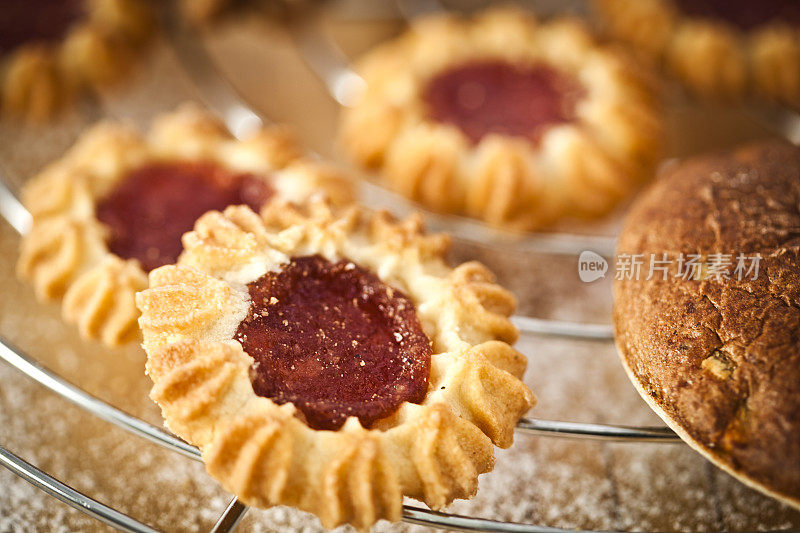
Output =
[{"x1": 0, "y1": 16, "x2": 798, "y2": 532}]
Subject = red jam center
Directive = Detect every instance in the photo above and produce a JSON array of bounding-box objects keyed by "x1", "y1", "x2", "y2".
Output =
[
  {"x1": 423, "y1": 60, "x2": 584, "y2": 144},
  {"x1": 0, "y1": 0, "x2": 85, "y2": 53},
  {"x1": 673, "y1": 0, "x2": 800, "y2": 30},
  {"x1": 96, "y1": 161, "x2": 273, "y2": 272},
  {"x1": 234, "y1": 255, "x2": 432, "y2": 431}
]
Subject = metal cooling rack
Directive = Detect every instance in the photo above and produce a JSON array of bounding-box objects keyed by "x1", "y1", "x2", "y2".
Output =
[
  {"x1": 158, "y1": 0, "x2": 617, "y2": 341},
  {"x1": 1, "y1": 1, "x2": 798, "y2": 531},
  {"x1": 0, "y1": 160, "x2": 677, "y2": 533}
]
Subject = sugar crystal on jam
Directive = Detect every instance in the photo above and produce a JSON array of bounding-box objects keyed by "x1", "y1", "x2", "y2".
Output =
[{"x1": 235, "y1": 255, "x2": 432, "y2": 431}]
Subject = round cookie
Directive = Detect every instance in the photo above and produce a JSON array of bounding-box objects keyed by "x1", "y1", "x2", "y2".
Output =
[
  {"x1": 594, "y1": 0, "x2": 800, "y2": 108},
  {"x1": 17, "y1": 104, "x2": 352, "y2": 346},
  {"x1": 339, "y1": 7, "x2": 663, "y2": 231},
  {"x1": 136, "y1": 200, "x2": 535, "y2": 530},
  {"x1": 0, "y1": 0, "x2": 154, "y2": 121},
  {"x1": 614, "y1": 141, "x2": 800, "y2": 509}
]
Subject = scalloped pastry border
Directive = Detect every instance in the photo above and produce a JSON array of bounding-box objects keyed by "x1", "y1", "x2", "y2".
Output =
[
  {"x1": 179, "y1": 0, "x2": 238, "y2": 24},
  {"x1": 1, "y1": 0, "x2": 155, "y2": 121},
  {"x1": 17, "y1": 104, "x2": 353, "y2": 346},
  {"x1": 338, "y1": 6, "x2": 663, "y2": 231},
  {"x1": 136, "y1": 201, "x2": 535, "y2": 530},
  {"x1": 593, "y1": 0, "x2": 800, "y2": 107}
]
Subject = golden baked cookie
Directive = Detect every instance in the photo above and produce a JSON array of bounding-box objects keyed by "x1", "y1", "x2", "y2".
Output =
[
  {"x1": 0, "y1": 0, "x2": 153, "y2": 121},
  {"x1": 17, "y1": 104, "x2": 353, "y2": 346},
  {"x1": 179, "y1": 0, "x2": 279, "y2": 25},
  {"x1": 179, "y1": 0, "x2": 240, "y2": 24},
  {"x1": 594, "y1": 0, "x2": 800, "y2": 108},
  {"x1": 614, "y1": 142, "x2": 800, "y2": 510},
  {"x1": 339, "y1": 7, "x2": 663, "y2": 231},
  {"x1": 136, "y1": 200, "x2": 535, "y2": 530}
]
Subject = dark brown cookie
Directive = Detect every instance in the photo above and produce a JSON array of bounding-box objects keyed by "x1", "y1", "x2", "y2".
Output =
[{"x1": 614, "y1": 141, "x2": 800, "y2": 509}]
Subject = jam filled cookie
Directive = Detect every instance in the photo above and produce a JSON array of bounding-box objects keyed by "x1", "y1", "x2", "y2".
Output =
[
  {"x1": 179, "y1": 0, "x2": 238, "y2": 25},
  {"x1": 17, "y1": 105, "x2": 352, "y2": 345},
  {"x1": 594, "y1": 0, "x2": 800, "y2": 108},
  {"x1": 339, "y1": 7, "x2": 663, "y2": 231},
  {"x1": 136, "y1": 200, "x2": 535, "y2": 530},
  {"x1": 0, "y1": 0, "x2": 153, "y2": 121}
]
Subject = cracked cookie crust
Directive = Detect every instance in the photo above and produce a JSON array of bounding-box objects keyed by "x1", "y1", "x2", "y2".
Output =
[
  {"x1": 17, "y1": 104, "x2": 352, "y2": 346},
  {"x1": 614, "y1": 142, "x2": 800, "y2": 510},
  {"x1": 339, "y1": 7, "x2": 663, "y2": 231},
  {"x1": 136, "y1": 200, "x2": 535, "y2": 530},
  {"x1": 1, "y1": 0, "x2": 154, "y2": 121},
  {"x1": 594, "y1": 0, "x2": 800, "y2": 108}
]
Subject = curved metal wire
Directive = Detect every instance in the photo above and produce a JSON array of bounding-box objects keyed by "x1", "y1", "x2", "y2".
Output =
[
  {"x1": 156, "y1": 0, "x2": 263, "y2": 139},
  {"x1": 0, "y1": 336, "x2": 201, "y2": 462},
  {"x1": 0, "y1": 179, "x2": 705, "y2": 528},
  {"x1": 0, "y1": 175, "x2": 682, "y2": 533},
  {"x1": 211, "y1": 499, "x2": 249, "y2": 533},
  {"x1": 154, "y1": 5, "x2": 620, "y2": 346},
  {"x1": 287, "y1": 11, "x2": 366, "y2": 107},
  {"x1": 357, "y1": 178, "x2": 618, "y2": 257},
  {"x1": 0, "y1": 107, "x2": 615, "y2": 344},
  {"x1": 0, "y1": 177, "x2": 699, "y2": 529},
  {"x1": 0, "y1": 332, "x2": 680, "y2": 533},
  {"x1": 517, "y1": 418, "x2": 678, "y2": 443},
  {"x1": 0, "y1": 332, "x2": 675, "y2": 447},
  {"x1": 0, "y1": 6, "x2": 796, "y2": 533},
  {"x1": 511, "y1": 316, "x2": 614, "y2": 341},
  {"x1": 402, "y1": 506, "x2": 609, "y2": 532},
  {"x1": 281, "y1": 6, "x2": 622, "y2": 258},
  {"x1": 10, "y1": 162, "x2": 608, "y2": 346},
  {"x1": 0, "y1": 8, "x2": 688, "y2": 529},
  {"x1": 744, "y1": 103, "x2": 800, "y2": 146},
  {"x1": 0, "y1": 178, "x2": 30, "y2": 234},
  {"x1": 1, "y1": 332, "x2": 685, "y2": 533},
  {"x1": 0, "y1": 153, "x2": 670, "y2": 456},
  {"x1": 0, "y1": 442, "x2": 625, "y2": 533},
  {"x1": 158, "y1": 0, "x2": 618, "y2": 260},
  {"x1": 0, "y1": 445, "x2": 159, "y2": 533}
]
